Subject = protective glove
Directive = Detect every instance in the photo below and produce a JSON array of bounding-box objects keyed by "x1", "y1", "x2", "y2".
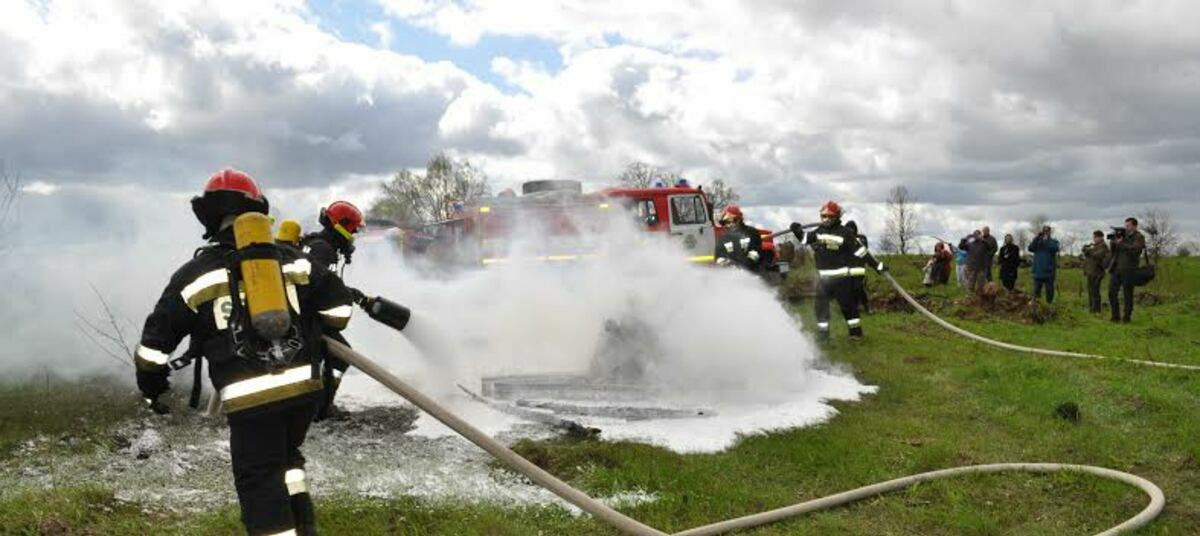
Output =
[
  {"x1": 789, "y1": 222, "x2": 805, "y2": 238},
  {"x1": 748, "y1": 250, "x2": 761, "y2": 262},
  {"x1": 876, "y1": 262, "x2": 888, "y2": 273},
  {"x1": 137, "y1": 370, "x2": 169, "y2": 400},
  {"x1": 347, "y1": 287, "x2": 368, "y2": 307}
]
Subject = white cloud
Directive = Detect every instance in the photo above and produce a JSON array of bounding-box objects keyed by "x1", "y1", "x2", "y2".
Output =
[
  {"x1": 0, "y1": 0, "x2": 485, "y2": 186},
  {"x1": 21, "y1": 181, "x2": 59, "y2": 196},
  {"x1": 0, "y1": 0, "x2": 1195, "y2": 243},
  {"x1": 374, "y1": 0, "x2": 1200, "y2": 236}
]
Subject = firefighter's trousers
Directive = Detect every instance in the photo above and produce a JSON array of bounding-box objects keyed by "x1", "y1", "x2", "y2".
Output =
[
  {"x1": 815, "y1": 276, "x2": 862, "y2": 338},
  {"x1": 229, "y1": 395, "x2": 319, "y2": 536}
]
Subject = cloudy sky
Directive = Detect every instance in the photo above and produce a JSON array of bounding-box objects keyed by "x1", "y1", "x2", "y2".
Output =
[{"x1": 2, "y1": 0, "x2": 1199, "y2": 245}]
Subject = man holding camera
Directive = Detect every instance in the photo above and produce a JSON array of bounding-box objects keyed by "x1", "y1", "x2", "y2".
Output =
[
  {"x1": 1027, "y1": 225, "x2": 1060, "y2": 303},
  {"x1": 1108, "y1": 217, "x2": 1146, "y2": 323},
  {"x1": 1081, "y1": 230, "x2": 1111, "y2": 314}
]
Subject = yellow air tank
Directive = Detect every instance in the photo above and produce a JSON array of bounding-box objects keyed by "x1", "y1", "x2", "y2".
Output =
[
  {"x1": 276, "y1": 219, "x2": 302, "y2": 246},
  {"x1": 234, "y1": 212, "x2": 291, "y2": 340}
]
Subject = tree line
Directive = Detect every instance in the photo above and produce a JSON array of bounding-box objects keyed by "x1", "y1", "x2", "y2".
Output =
[{"x1": 369, "y1": 156, "x2": 740, "y2": 226}]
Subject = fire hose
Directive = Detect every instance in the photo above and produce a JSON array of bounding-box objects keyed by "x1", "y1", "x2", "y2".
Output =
[
  {"x1": 325, "y1": 334, "x2": 1166, "y2": 535},
  {"x1": 880, "y1": 272, "x2": 1200, "y2": 371}
]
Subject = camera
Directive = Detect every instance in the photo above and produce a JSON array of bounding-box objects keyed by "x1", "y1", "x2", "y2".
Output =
[{"x1": 1106, "y1": 226, "x2": 1126, "y2": 241}]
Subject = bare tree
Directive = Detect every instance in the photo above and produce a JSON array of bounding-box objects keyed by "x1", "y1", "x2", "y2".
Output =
[
  {"x1": 1015, "y1": 228, "x2": 1032, "y2": 252},
  {"x1": 1139, "y1": 208, "x2": 1178, "y2": 262},
  {"x1": 704, "y1": 178, "x2": 740, "y2": 213},
  {"x1": 1178, "y1": 240, "x2": 1196, "y2": 258},
  {"x1": 877, "y1": 235, "x2": 899, "y2": 255},
  {"x1": 884, "y1": 185, "x2": 920, "y2": 255},
  {"x1": 1, "y1": 161, "x2": 19, "y2": 251},
  {"x1": 370, "y1": 152, "x2": 491, "y2": 226},
  {"x1": 617, "y1": 161, "x2": 681, "y2": 189},
  {"x1": 1058, "y1": 232, "x2": 1081, "y2": 256},
  {"x1": 1028, "y1": 214, "x2": 1050, "y2": 234},
  {"x1": 73, "y1": 284, "x2": 136, "y2": 369},
  {"x1": 1024, "y1": 214, "x2": 1051, "y2": 251}
]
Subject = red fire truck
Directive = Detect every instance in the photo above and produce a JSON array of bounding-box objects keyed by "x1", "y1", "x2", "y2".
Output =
[{"x1": 400, "y1": 180, "x2": 785, "y2": 275}]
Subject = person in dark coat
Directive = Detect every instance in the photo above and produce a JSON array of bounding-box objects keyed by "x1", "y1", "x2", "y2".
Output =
[
  {"x1": 925, "y1": 242, "x2": 953, "y2": 286},
  {"x1": 1081, "y1": 230, "x2": 1112, "y2": 314},
  {"x1": 958, "y1": 230, "x2": 989, "y2": 293},
  {"x1": 981, "y1": 226, "x2": 998, "y2": 281},
  {"x1": 1108, "y1": 217, "x2": 1147, "y2": 323},
  {"x1": 1028, "y1": 225, "x2": 1060, "y2": 303},
  {"x1": 997, "y1": 234, "x2": 1021, "y2": 291}
]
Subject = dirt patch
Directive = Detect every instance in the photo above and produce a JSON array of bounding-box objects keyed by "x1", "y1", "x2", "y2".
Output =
[
  {"x1": 903, "y1": 356, "x2": 930, "y2": 365},
  {"x1": 870, "y1": 289, "x2": 952, "y2": 313},
  {"x1": 1054, "y1": 402, "x2": 1081, "y2": 425},
  {"x1": 38, "y1": 519, "x2": 72, "y2": 536},
  {"x1": 956, "y1": 284, "x2": 1055, "y2": 324}
]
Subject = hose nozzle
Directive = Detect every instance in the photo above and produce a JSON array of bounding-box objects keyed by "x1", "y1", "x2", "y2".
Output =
[{"x1": 352, "y1": 290, "x2": 412, "y2": 332}]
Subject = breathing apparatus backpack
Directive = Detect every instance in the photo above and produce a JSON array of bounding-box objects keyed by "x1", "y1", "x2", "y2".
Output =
[{"x1": 225, "y1": 212, "x2": 308, "y2": 372}]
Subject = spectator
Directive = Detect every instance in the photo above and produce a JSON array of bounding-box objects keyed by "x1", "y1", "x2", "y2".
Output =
[
  {"x1": 924, "y1": 242, "x2": 953, "y2": 287},
  {"x1": 981, "y1": 226, "x2": 998, "y2": 281},
  {"x1": 1081, "y1": 230, "x2": 1111, "y2": 314},
  {"x1": 1028, "y1": 225, "x2": 1061, "y2": 303},
  {"x1": 953, "y1": 242, "x2": 968, "y2": 287},
  {"x1": 958, "y1": 230, "x2": 990, "y2": 293},
  {"x1": 997, "y1": 234, "x2": 1021, "y2": 291},
  {"x1": 1108, "y1": 217, "x2": 1147, "y2": 323}
]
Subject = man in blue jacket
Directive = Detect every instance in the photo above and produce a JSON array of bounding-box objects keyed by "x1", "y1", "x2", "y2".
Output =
[{"x1": 1028, "y1": 225, "x2": 1061, "y2": 303}]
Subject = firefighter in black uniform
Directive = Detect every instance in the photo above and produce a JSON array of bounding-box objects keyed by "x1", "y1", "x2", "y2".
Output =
[
  {"x1": 135, "y1": 169, "x2": 354, "y2": 536},
  {"x1": 300, "y1": 201, "x2": 364, "y2": 420},
  {"x1": 790, "y1": 201, "x2": 886, "y2": 340},
  {"x1": 714, "y1": 205, "x2": 764, "y2": 273},
  {"x1": 844, "y1": 220, "x2": 871, "y2": 314}
]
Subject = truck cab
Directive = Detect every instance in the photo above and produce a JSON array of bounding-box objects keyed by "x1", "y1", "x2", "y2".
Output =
[{"x1": 602, "y1": 186, "x2": 717, "y2": 261}]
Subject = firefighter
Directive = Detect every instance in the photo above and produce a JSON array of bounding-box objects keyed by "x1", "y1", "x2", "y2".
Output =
[
  {"x1": 714, "y1": 205, "x2": 764, "y2": 272},
  {"x1": 301, "y1": 201, "x2": 363, "y2": 272},
  {"x1": 275, "y1": 219, "x2": 304, "y2": 251},
  {"x1": 135, "y1": 169, "x2": 354, "y2": 535},
  {"x1": 300, "y1": 201, "x2": 364, "y2": 420},
  {"x1": 844, "y1": 220, "x2": 871, "y2": 314},
  {"x1": 790, "y1": 201, "x2": 886, "y2": 340}
]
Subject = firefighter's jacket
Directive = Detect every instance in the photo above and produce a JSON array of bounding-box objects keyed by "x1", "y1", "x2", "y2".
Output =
[
  {"x1": 794, "y1": 222, "x2": 883, "y2": 279},
  {"x1": 135, "y1": 229, "x2": 354, "y2": 415},
  {"x1": 301, "y1": 229, "x2": 348, "y2": 272},
  {"x1": 715, "y1": 224, "x2": 764, "y2": 271}
]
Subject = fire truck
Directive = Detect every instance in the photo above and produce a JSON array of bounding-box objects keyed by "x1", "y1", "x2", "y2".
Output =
[{"x1": 400, "y1": 180, "x2": 786, "y2": 275}]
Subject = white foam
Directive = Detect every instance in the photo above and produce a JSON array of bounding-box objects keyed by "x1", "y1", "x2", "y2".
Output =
[{"x1": 336, "y1": 214, "x2": 876, "y2": 454}]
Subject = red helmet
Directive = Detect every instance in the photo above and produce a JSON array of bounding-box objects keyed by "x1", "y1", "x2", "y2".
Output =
[
  {"x1": 720, "y1": 205, "x2": 744, "y2": 224},
  {"x1": 191, "y1": 168, "x2": 270, "y2": 239},
  {"x1": 320, "y1": 200, "x2": 364, "y2": 239},
  {"x1": 819, "y1": 200, "x2": 842, "y2": 219}
]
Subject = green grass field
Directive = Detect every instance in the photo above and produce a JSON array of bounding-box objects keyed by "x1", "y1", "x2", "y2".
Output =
[{"x1": 2, "y1": 257, "x2": 1197, "y2": 535}]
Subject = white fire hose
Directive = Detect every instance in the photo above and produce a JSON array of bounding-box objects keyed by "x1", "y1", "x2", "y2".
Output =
[
  {"x1": 325, "y1": 336, "x2": 1166, "y2": 535},
  {"x1": 880, "y1": 272, "x2": 1200, "y2": 371}
]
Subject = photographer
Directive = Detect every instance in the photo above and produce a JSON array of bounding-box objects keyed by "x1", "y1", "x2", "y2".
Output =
[
  {"x1": 1108, "y1": 217, "x2": 1146, "y2": 323},
  {"x1": 1027, "y1": 225, "x2": 1060, "y2": 303},
  {"x1": 1081, "y1": 230, "x2": 1111, "y2": 314}
]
